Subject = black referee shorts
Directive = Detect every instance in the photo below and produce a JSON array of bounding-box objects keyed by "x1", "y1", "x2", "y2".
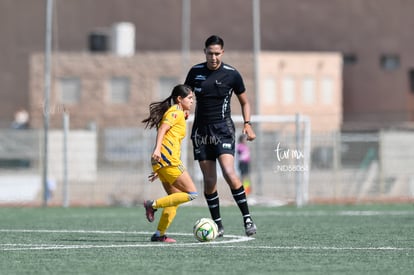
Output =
[{"x1": 191, "y1": 118, "x2": 235, "y2": 161}]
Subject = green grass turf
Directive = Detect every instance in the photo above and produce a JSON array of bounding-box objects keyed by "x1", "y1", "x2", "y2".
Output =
[{"x1": 0, "y1": 204, "x2": 413, "y2": 275}]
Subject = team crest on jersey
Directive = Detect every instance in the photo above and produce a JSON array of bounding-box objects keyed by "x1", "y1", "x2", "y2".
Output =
[{"x1": 171, "y1": 112, "x2": 177, "y2": 119}]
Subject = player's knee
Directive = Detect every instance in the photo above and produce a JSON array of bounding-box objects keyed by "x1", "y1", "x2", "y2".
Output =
[
  {"x1": 222, "y1": 167, "x2": 237, "y2": 179},
  {"x1": 188, "y1": 192, "x2": 198, "y2": 201},
  {"x1": 222, "y1": 171, "x2": 238, "y2": 185}
]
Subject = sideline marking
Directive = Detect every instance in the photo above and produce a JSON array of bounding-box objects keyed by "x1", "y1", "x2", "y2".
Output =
[
  {"x1": 253, "y1": 210, "x2": 414, "y2": 217},
  {"x1": 1, "y1": 229, "x2": 412, "y2": 252},
  {"x1": 0, "y1": 229, "x2": 254, "y2": 251},
  {"x1": 213, "y1": 245, "x2": 414, "y2": 251}
]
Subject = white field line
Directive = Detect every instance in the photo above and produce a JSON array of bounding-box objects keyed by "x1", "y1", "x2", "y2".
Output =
[
  {"x1": 253, "y1": 210, "x2": 414, "y2": 217},
  {"x1": 0, "y1": 229, "x2": 253, "y2": 251},
  {"x1": 1, "y1": 229, "x2": 413, "y2": 251},
  {"x1": 2, "y1": 244, "x2": 413, "y2": 251},
  {"x1": 38, "y1": 210, "x2": 414, "y2": 220},
  {"x1": 215, "y1": 245, "x2": 414, "y2": 251}
]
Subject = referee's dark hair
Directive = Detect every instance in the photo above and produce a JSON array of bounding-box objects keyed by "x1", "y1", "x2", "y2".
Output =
[{"x1": 205, "y1": 35, "x2": 224, "y2": 48}]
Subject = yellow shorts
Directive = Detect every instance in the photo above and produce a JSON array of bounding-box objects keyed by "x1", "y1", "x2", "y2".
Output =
[{"x1": 156, "y1": 164, "x2": 185, "y2": 185}]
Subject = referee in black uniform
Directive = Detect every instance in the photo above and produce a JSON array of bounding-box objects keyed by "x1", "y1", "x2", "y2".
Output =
[{"x1": 184, "y1": 35, "x2": 257, "y2": 237}]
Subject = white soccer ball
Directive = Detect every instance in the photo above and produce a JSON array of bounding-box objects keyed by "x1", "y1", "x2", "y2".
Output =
[{"x1": 193, "y1": 218, "x2": 219, "y2": 242}]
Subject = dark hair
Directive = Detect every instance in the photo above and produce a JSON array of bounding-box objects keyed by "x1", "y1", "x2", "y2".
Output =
[
  {"x1": 142, "y1": 84, "x2": 192, "y2": 129},
  {"x1": 205, "y1": 35, "x2": 224, "y2": 48}
]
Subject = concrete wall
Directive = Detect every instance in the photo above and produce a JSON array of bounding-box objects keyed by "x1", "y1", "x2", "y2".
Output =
[
  {"x1": 259, "y1": 52, "x2": 342, "y2": 132},
  {"x1": 47, "y1": 130, "x2": 97, "y2": 182}
]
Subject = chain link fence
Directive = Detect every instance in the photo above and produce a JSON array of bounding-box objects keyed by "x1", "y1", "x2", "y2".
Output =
[{"x1": 1, "y1": 122, "x2": 413, "y2": 206}]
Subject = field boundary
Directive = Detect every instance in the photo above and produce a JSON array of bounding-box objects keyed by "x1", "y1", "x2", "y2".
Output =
[
  {"x1": 1, "y1": 227, "x2": 413, "y2": 252},
  {"x1": 0, "y1": 229, "x2": 253, "y2": 251}
]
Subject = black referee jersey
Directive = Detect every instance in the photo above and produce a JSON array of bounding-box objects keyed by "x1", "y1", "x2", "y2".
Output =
[{"x1": 184, "y1": 62, "x2": 246, "y2": 124}]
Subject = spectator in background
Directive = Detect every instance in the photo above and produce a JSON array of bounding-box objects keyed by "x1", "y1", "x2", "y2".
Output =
[
  {"x1": 236, "y1": 134, "x2": 251, "y2": 195},
  {"x1": 46, "y1": 178, "x2": 56, "y2": 203},
  {"x1": 11, "y1": 108, "x2": 29, "y2": 129}
]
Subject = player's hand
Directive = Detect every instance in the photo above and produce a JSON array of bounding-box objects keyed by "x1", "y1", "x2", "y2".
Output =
[
  {"x1": 151, "y1": 151, "x2": 161, "y2": 164},
  {"x1": 148, "y1": 172, "x2": 159, "y2": 182},
  {"x1": 243, "y1": 124, "x2": 256, "y2": 141}
]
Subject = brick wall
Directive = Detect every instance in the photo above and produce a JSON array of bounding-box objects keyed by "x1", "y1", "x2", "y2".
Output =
[
  {"x1": 29, "y1": 51, "x2": 342, "y2": 132},
  {"x1": 29, "y1": 51, "x2": 255, "y2": 129}
]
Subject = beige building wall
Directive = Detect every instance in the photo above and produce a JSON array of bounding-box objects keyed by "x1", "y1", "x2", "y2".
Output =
[
  {"x1": 259, "y1": 52, "x2": 343, "y2": 132},
  {"x1": 29, "y1": 51, "x2": 256, "y2": 130},
  {"x1": 29, "y1": 52, "x2": 184, "y2": 129},
  {"x1": 29, "y1": 51, "x2": 342, "y2": 132}
]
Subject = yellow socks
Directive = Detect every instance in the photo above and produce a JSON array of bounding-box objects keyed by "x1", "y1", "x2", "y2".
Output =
[
  {"x1": 157, "y1": 206, "x2": 177, "y2": 235},
  {"x1": 154, "y1": 192, "x2": 190, "y2": 209}
]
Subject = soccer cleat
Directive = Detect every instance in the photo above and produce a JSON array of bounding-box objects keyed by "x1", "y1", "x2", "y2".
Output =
[
  {"x1": 150, "y1": 234, "x2": 176, "y2": 243},
  {"x1": 217, "y1": 226, "x2": 225, "y2": 238},
  {"x1": 144, "y1": 200, "x2": 157, "y2": 222},
  {"x1": 244, "y1": 218, "x2": 257, "y2": 236}
]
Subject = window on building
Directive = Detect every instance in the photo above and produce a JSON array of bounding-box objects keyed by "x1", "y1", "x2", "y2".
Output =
[
  {"x1": 264, "y1": 77, "x2": 276, "y2": 105},
  {"x1": 321, "y1": 77, "x2": 334, "y2": 105},
  {"x1": 409, "y1": 69, "x2": 414, "y2": 93},
  {"x1": 380, "y1": 54, "x2": 400, "y2": 71},
  {"x1": 159, "y1": 77, "x2": 179, "y2": 99},
  {"x1": 59, "y1": 77, "x2": 80, "y2": 104},
  {"x1": 302, "y1": 76, "x2": 315, "y2": 105},
  {"x1": 282, "y1": 76, "x2": 295, "y2": 105},
  {"x1": 109, "y1": 77, "x2": 130, "y2": 103},
  {"x1": 343, "y1": 53, "x2": 358, "y2": 65}
]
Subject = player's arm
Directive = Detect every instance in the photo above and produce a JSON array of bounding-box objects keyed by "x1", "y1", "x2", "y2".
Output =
[
  {"x1": 236, "y1": 92, "x2": 256, "y2": 141},
  {"x1": 152, "y1": 122, "x2": 171, "y2": 162}
]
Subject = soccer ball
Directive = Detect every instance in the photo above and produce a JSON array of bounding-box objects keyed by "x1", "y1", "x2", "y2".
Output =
[{"x1": 193, "y1": 218, "x2": 218, "y2": 242}]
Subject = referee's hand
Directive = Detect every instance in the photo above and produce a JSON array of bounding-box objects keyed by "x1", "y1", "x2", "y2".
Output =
[{"x1": 243, "y1": 124, "x2": 256, "y2": 141}]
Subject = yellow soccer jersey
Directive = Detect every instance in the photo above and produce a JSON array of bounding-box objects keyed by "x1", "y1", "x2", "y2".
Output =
[{"x1": 152, "y1": 104, "x2": 186, "y2": 170}]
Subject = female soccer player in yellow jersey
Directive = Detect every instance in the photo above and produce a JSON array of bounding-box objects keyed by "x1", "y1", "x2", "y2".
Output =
[{"x1": 142, "y1": 84, "x2": 197, "y2": 243}]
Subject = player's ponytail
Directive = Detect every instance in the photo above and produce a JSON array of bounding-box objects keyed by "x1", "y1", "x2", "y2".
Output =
[{"x1": 142, "y1": 84, "x2": 192, "y2": 129}]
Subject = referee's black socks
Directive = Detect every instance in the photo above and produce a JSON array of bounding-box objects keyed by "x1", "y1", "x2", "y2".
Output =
[
  {"x1": 204, "y1": 191, "x2": 223, "y2": 229},
  {"x1": 231, "y1": 185, "x2": 252, "y2": 224}
]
